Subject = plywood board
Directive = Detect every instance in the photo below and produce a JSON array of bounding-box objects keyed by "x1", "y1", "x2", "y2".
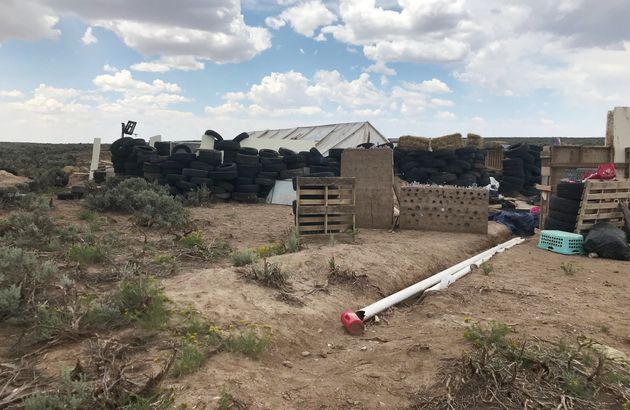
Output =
[
  {"x1": 399, "y1": 185, "x2": 489, "y2": 234},
  {"x1": 340, "y1": 149, "x2": 394, "y2": 229}
]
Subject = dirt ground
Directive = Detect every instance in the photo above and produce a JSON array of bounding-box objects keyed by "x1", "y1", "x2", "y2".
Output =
[{"x1": 2, "y1": 201, "x2": 629, "y2": 409}]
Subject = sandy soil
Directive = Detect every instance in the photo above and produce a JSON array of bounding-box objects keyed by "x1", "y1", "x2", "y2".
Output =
[{"x1": 2, "y1": 201, "x2": 629, "y2": 409}]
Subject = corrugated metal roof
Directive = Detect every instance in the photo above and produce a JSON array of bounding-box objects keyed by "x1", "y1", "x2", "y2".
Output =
[{"x1": 247, "y1": 121, "x2": 389, "y2": 155}]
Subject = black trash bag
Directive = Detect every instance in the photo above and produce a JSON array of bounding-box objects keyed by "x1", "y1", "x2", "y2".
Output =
[{"x1": 584, "y1": 222, "x2": 630, "y2": 261}]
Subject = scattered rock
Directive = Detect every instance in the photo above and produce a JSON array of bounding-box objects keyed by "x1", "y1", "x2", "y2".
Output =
[
  {"x1": 301, "y1": 351, "x2": 311, "y2": 357},
  {"x1": 360, "y1": 346, "x2": 367, "y2": 351},
  {"x1": 282, "y1": 360, "x2": 293, "y2": 368}
]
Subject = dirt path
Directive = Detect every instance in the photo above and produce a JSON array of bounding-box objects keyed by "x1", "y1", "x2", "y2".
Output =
[{"x1": 161, "y1": 206, "x2": 630, "y2": 409}]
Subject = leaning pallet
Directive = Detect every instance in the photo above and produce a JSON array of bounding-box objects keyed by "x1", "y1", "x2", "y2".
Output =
[
  {"x1": 575, "y1": 179, "x2": 630, "y2": 234},
  {"x1": 295, "y1": 177, "x2": 356, "y2": 236}
]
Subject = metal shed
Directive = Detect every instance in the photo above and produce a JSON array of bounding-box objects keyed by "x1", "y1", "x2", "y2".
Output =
[{"x1": 247, "y1": 121, "x2": 389, "y2": 155}]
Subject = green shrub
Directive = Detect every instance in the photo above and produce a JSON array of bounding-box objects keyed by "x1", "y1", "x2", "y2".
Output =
[
  {"x1": 34, "y1": 304, "x2": 73, "y2": 340},
  {"x1": 79, "y1": 302, "x2": 123, "y2": 330},
  {"x1": 87, "y1": 178, "x2": 190, "y2": 229},
  {"x1": 0, "y1": 284, "x2": 21, "y2": 320},
  {"x1": 169, "y1": 340, "x2": 207, "y2": 378},
  {"x1": 464, "y1": 321, "x2": 511, "y2": 348},
  {"x1": 0, "y1": 246, "x2": 57, "y2": 320},
  {"x1": 23, "y1": 370, "x2": 91, "y2": 410},
  {"x1": 0, "y1": 209, "x2": 77, "y2": 250},
  {"x1": 223, "y1": 326, "x2": 272, "y2": 359},
  {"x1": 67, "y1": 243, "x2": 106, "y2": 266},
  {"x1": 112, "y1": 276, "x2": 170, "y2": 328},
  {"x1": 179, "y1": 231, "x2": 204, "y2": 248},
  {"x1": 231, "y1": 249, "x2": 258, "y2": 267},
  {"x1": 284, "y1": 230, "x2": 302, "y2": 253},
  {"x1": 247, "y1": 260, "x2": 290, "y2": 290},
  {"x1": 78, "y1": 208, "x2": 97, "y2": 222}
]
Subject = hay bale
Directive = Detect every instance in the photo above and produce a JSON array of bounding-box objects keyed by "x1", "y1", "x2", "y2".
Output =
[
  {"x1": 431, "y1": 133, "x2": 462, "y2": 150},
  {"x1": 466, "y1": 133, "x2": 483, "y2": 147},
  {"x1": 398, "y1": 135, "x2": 431, "y2": 151}
]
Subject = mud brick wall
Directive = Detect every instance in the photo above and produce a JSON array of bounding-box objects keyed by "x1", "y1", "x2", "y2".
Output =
[
  {"x1": 341, "y1": 149, "x2": 393, "y2": 229},
  {"x1": 399, "y1": 185, "x2": 488, "y2": 234}
]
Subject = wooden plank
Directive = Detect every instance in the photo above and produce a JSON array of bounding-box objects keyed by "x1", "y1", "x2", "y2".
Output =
[
  {"x1": 579, "y1": 212, "x2": 623, "y2": 220},
  {"x1": 298, "y1": 198, "x2": 354, "y2": 206},
  {"x1": 298, "y1": 188, "x2": 354, "y2": 197},
  {"x1": 298, "y1": 205, "x2": 355, "y2": 215},
  {"x1": 582, "y1": 202, "x2": 625, "y2": 210},
  {"x1": 297, "y1": 177, "x2": 355, "y2": 187},
  {"x1": 298, "y1": 223, "x2": 353, "y2": 233},
  {"x1": 584, "y1": 192, "x2": 630, "y2": 200},
  {"x1": 299, "y1": 215, "x2": 354, "y2": 223},
  {"x1": 535, "y1": 184, "x2": 552, "y2": 192},
  {"x1": 577, "y1": 220, "x2": 625, "y2": 231}
]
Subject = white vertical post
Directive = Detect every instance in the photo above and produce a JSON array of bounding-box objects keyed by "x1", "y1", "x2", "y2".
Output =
[
  {"x1": 200, "y1": 134, "x2": 215, "y2": 150},
  {"x1": 89, "y1": 137, "x2": 101, "y2": 180}
]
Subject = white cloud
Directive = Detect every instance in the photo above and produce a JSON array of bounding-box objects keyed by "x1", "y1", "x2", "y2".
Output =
[
  {"x1": 0, "y1": 90, "x2": 24, "y2": 98},
  {"x1": 0, "y1": 0, "x2": 60, "y2": 43},
  {"x1": 2, "y1": 0, "x2": 271, "y2": 65},
  {"x1": 436, "y1": 111, "x2": 456, "y2": 120},
  {"x1": 93, "y1": 70, "x2": 181, "y2": 95},
  {"x1": 81, "y1": 27, "x2": 97, "y2": 45},
  {"x1": 541, "y1": 118, "x2": 554, "y2": 125},
  {"x1": 401, "y1": 78, "x2": 452, "y2": 93},
  {"x1": 265, "y1": 0, "x2": 337, "y2": 37},
  {"x1": 365, "y1": 61, "x2": 396, "y2": 76},
  {"x1": 430, "y1": 98, "x2": 454, "y2": 107},
  {"x1": 131, "y1": 56, "x2": 205, "y2": 73},
  {"x1": 103, "y1": 64, "x2": 118, "y2": 72}
]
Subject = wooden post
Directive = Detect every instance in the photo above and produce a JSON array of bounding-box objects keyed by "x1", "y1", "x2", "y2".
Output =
[{"x1": 89, "y1": 137, "x2": 101, "y2": 180}]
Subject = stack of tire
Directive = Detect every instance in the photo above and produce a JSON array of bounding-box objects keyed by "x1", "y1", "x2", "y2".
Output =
[
  {"x1": 110, "y1": 137, "x2": 155, "y2": 176},
  {"x1": 500, "y1": 143, "x2": 542, "y2": 196},
  {"x1": 394, "y1": 146, "x2": 489, "y2": 187},
  {"x1": 544, "y1": 182, "x2": 584, "y2": 232}
]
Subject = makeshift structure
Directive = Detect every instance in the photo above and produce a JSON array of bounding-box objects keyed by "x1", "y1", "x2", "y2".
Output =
[
  {"x1": 247, "y1": 122, "x2": 389, "y2": 156},
  {"x1": 295, "y1": 177, "x2": 356, "y2": 236}
]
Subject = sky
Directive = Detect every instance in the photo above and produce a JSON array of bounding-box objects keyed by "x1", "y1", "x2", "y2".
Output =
[{"x1": 1, "y1": 0, "x2": 629, "y2": 143}]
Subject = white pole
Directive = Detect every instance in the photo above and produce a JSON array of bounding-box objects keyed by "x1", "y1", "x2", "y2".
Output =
[
  {"x1": 89, "y1": 137, "x2": 101, "y2": 180},
  {"x1": 356, "y1": 237, "x2": 525, "y2": 320},
  {"x1": 148, "y1": 135, "x2": 162, "y2": 147}
]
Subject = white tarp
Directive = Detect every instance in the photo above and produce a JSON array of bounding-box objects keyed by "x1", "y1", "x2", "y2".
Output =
[{"x1": 267, "y1": 180, "x2": 296, "y2": 205}]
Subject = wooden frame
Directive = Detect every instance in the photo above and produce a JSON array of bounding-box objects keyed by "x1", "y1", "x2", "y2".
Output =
[
  {"x1": 575, "y1": 180, "x2": 630, "y2": 234},
  {"x1": 484, "y1": 148, "x2": 503, "y2": 171},
  {"x1": 295, "y1": 177, "x2": 356, "y2": 236}
]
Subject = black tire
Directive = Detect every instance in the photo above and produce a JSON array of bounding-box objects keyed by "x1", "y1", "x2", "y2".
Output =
[
  {"x1": 171, "y1": 152, "x2": 197, "y2": 163},
  {"x1": 456, "y1": 146, "x2": 477, "y2": 154},
  {"x1": 454, "y1": 160, "x2": 472, "y2": 170},
  {"x1": 238, "y1": 163, "x2": 261, "y2": 177},
  {"x1": 309, "y1": 165, "x2": 333, "y2": 174},
  {"x1": 442, "y1": 164, "x2": 464, "y2": 175},
  {"x1": 197, "y1": 149, "x2": 222, "y2": 165},
  {"x1": 505, "y1": 143, "x2": 529, "y2": 158},
  {"x1": 166, "y1": 174, "x2": 185, "y2": 183},
  {"x1": 57, "y1": 191, "x2": 75, "y2": 200},
  {"x1": 259, "y1": 149, "x2": 279, "y2": 158},
  {"x1": 556, "y1": 182, "x2": 585, "y2": 201},
  {"x1": 235, "y1": 184, "x2": 259, "y2": 193},
  {"x1": 499, "y1": 182, "x2": 521, "y2": 194},
  {"x1": 204, "y1": 129, "x2": 223, "y2": 141},
  {"x1": 213, "y1": 186, "x2": 227, "y2": 194},
  {"x1": 143, "y1": 164, "x2": 161, "y2": 174},
  {"x1": 549, "y1": 195, "x2": 580, "y2": 214},
  {"x1": 262, "y1": 161, "x2": 286, "y2": 172},
  {"x1": 258, "y1": 171, "x2": 279, "y2": 179},
  {"x1": 503, "y1": 158, "x2": 524, "y2": 169},
  {"x1": 283, "y1": 154, "x2": 303, "y2": 164},
  {"x1": 255, "y1": 177, "x2": 275, "y2": 186},
  {"x1": 548, "y1": 210, "x2": 578, "y2": 224},
  {"x1": 233, "y1": 132, "x2": 249, "y2": 143},
  {"x1": 286, "y1": 162, "x2": 306, "y2": 170},
  {"x1": 215, "y1": 140, "x2": 240, "y2": 151},
  {"x1": 210, "y1": 163, "x2": 238, "y2": 181},
  {"x1": 216, "y1": 181, "x2": 235, "y2": 192},
  {"x1": 430, "y1": 172, "x2": 457, "y2": 184},
  {"x1": 171, "y1": 144, "x2": 192, "y2": 154},
  {"x1": 280, "y1": 168, "x2": 305, "y2": 179},
  {"x1": 182, "y1": 168, "x2": 208, "y2": 178},
  {"x1": 502, "y1": 176, "x2": 525, "y2": 186},
  {"x1": 236, "y1": 153, "x2": 260, "y2": 166},
  {"x1": 400, "y1": 160, "x2": 420, "y2": 172},
  {"x1": 279, "y1": 147, "x2": 296, "y2": 156},
  {"x1": 544, "y1": 216, "x2": 575, "y2": 232},
  {"x1": 309, "y1": 147, "x2": 323, "y2": 157},
  {"x1": 236, "y1": 177, "x2": 254, "y2": 185},
  {"x1": 432, "y1": 149, "x2": 455, "y2": 158},
  {"x1": 328, "y1": 148, "x2": 344, "y2": 159},
  {"x1": 239, "y1": 147, "x2": 258, "y2": 156},
  {"x1": 214, "y1": 192, "x2": 231, "y2": 200},
  {"x1": 189, "y1": 161, "x2": 213, "y2": 171},
  {"x1": 154, "y1": 141, "x2": 171, "y2": 155},
  {"x1": 307, "y1": 156, "x2": 329, "y2": 166},
  {"x1": 176, "y1": 181, "x2": 197, "y2": 192}
]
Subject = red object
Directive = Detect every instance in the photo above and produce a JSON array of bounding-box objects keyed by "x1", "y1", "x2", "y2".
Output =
[
  {"x1": 583, "y1": 163, "x2": 616, "y2": 181},
  {"x1": 340, "y1": 309, "x2": 365, "y2": 335}
]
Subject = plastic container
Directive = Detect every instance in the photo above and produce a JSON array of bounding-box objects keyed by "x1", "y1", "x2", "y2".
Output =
[
  {"x1": 538, "y1": 230, "x2": 584, "y2": 255},
  {"x1": 340, "y1": 309, "x2": 364, "y2": 335}
]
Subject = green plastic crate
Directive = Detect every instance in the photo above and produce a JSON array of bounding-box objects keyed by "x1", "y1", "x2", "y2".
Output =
[{"x1": 537, "y1": 230, "x2": 584, "y2": 255}]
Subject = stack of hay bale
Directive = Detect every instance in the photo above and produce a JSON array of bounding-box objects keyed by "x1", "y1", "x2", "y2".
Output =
[
  {"x1": 394, "y1": 133, "x2": 490, "y2": 187},
  {"x1": 109, "y1": 131, "x2": 342, "y2": 201},
  {"x1": 499, "y1": 143, "x2": 542, "y2": 196}
]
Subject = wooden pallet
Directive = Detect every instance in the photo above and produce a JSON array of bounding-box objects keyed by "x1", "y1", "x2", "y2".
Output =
[
  {"x1": 296, "y1": 177, "x2": 356, "y2": 236},
  {"x1": 575, "y1": 180, "x2": 630, "y2": 234}
]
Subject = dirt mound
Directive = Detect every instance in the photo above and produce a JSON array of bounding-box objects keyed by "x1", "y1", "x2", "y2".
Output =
[{"x1": 0, "y1": 170, "x2": 30, "y2": 187}]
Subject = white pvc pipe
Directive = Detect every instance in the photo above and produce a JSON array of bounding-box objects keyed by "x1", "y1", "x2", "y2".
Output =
[
  {"x1": 89, "y1": 137, "x2": 101, "y2": 180},
  {"x1": 356, "y1": 237, "x2": 525, "y2": 320}
]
